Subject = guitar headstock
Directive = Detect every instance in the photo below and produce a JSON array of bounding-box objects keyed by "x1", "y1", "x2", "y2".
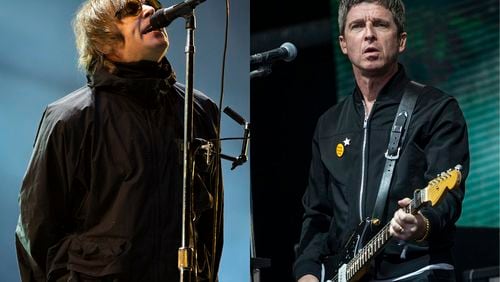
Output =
[{"x1": 422, "y1": 165, "x2": 462, "y2": 207}]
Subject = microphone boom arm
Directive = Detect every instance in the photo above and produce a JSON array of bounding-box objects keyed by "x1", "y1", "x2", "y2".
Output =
[{"x1": 221, "y1": 106, "x2": 250, "y2": 170}]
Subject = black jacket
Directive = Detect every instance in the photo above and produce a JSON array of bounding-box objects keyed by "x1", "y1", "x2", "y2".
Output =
[
  {"x1": 16, "y1": 60, "x2": 223, "y2": 281},
  {"x1": 294, "y1": 66, "x2": 469, "y2": 280}
]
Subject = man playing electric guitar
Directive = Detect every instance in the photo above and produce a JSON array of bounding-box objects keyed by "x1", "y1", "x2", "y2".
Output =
[{"x1": 294, "y1": 0, "x2": 469, "y2": 281}]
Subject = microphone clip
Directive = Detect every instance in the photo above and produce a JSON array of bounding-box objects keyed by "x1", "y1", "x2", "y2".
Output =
[{"x1": 250, "y1": 65, "x2": 273, "y2": 80}]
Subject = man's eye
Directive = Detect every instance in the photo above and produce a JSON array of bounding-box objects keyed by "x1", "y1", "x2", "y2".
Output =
[
  {"x1": 374, "y1": 22, "x2": 390, "y2": 28},
  {"x1": 115, "y1": 1, "x2": 143, "y2": 19}
]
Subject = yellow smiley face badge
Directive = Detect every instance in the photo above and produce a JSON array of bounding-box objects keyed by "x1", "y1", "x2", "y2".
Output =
[{"x1": 336, "y1": 143, "x2": 345, "y2": 158}]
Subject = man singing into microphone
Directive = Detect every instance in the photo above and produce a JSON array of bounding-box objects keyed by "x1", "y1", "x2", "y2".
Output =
[{"x1": 15, "y1": 0, "x2": 222, "y2": 281}]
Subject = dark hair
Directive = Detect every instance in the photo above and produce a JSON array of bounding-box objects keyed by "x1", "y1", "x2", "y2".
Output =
[{"x1": 338, "y1": 0, "x2": 406, "y2": 36}]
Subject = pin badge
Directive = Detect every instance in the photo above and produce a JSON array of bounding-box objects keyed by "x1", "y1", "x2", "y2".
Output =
[
  {"x1": 336, "y1": 143, "x2": 344, "y2": 158},
  {"x1": 336, "y1": 137, "x2": 351, "y2": 158},
  {"x1": 343, "y1": 137, "x2": 351, "y2": 146}
]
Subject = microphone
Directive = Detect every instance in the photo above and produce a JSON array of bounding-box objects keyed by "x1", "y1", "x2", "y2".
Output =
[
  {"x1": 143, "y1": 0, "x2": 206, "y2": 33},
  {"x1": 250, "y1": 42, "x2": 298, "y2": 67},
  {"x1": 223, "y1": 107, "x2": 246, "y2": 126}
]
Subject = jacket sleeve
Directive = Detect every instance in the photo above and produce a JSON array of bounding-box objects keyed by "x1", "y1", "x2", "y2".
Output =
[
  {"x1": 204, "y1": 99, "x2": 224, "y2": 281},
  {"x1": 419, "y1": 96, "x2": 469, "y2": 241},
  {"x1": 192, "y1": 94, "x2": 224, "y2": 281},
  {"x1": 15, "y1": 108, "x2": 74, "y2": 281},
  {"x1": 293, "y1": 119, "x2": 332, "y2": 280}
]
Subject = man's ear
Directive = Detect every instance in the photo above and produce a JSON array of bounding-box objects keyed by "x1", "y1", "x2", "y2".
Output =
[
  {"x1": 398, "y1": 32, "x2": 407, "y2": 53},
  {"x1": 99, "y1": 42, "x2": 122, "y2": 62},
  {"x1": 339, "y1": 35, "x2": 348, "y2": 55}
]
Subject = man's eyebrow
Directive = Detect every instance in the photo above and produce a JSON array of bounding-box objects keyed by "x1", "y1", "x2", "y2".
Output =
[
  {"x1": 348, "y1": 17, "x2": 391, "y2": 27},
  {"x1": 372, "y1": 17, "x2": 391, "y2": 24},
  {"x1": 348, "y1": 19, "x2": 365, "y2": 27}
]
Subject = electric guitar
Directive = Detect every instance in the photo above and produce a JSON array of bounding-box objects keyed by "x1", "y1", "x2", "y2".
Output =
[{"x1": 326, "y1": 165, "x2": 463, "y2": 282}]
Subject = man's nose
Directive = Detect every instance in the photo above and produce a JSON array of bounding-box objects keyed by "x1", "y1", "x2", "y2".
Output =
[
  {"x1": 364, "y1": 24, "x2": 376, "y2": 42},
  {"x1": 142, "y1": 4, "x2": 155, "y2": 18}
]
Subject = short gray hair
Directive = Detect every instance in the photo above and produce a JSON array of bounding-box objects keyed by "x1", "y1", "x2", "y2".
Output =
[{"x1": 338, "y1": 0, "x2": 406, "y2": 36}]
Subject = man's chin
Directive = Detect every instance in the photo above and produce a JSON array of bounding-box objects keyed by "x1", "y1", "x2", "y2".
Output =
[
  {"x1": 358, "y1": 61, "x2": 398, "y2": 77},
  {"x1": 143, "y1": 43, "x2": 168, "y2": 62},
  {"x1": 156, "y1": 45, "x2": 168, "y2": 61}
]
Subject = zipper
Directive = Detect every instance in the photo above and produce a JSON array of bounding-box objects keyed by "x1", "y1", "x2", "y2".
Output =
[
  {"x1": 358, "y1": 100, "x2": 374, "y2": 222},
  {"x1": 359, "y1": 113, "x2": 368, "y2": 222}
]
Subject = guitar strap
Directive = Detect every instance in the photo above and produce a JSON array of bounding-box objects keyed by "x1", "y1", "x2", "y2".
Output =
[{"x1": 371, "y1": 81, "x2": 424, "y2": 221}]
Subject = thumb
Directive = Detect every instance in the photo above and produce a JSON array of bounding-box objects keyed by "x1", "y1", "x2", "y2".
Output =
[{"x1": 397, "y1": 197, "x2": 411, "y2": 207}]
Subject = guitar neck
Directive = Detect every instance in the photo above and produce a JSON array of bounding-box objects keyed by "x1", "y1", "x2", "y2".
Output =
[{"x1": 343, "y1": 223, "x2": 390, "y2": 281}]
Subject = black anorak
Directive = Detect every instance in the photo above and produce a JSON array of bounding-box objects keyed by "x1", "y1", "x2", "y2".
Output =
[{"x1": 16, "y1": 60, "x2": 223, "y2": 281}]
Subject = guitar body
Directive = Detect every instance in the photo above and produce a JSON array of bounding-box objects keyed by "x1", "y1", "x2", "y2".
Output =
[{"x1": 325, "y1": 219, "x2": 378, "y2": 282}]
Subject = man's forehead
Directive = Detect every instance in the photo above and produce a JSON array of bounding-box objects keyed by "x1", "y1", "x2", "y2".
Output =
[{"x1": 346, "y1": 2, "x2": 394, "y2": 22}]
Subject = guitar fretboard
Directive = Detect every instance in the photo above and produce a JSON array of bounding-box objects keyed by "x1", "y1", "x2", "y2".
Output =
[{"x1": 332, "y1": 200, "x2": 418, "y2": 281}]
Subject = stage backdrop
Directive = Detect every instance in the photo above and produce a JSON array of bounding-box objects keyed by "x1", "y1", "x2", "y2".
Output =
[
  {"x1": 0, "y1": 0, "x2": 249, "y2": 281},
  {"x1": 331, "y1": 0, "x2": 500, "y2": 227}
]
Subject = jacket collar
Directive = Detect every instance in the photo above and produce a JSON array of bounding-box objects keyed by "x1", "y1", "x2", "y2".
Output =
[
  {"x1": 353, "y1": 63, "x2": 410, "y2": 105},
  {"x1": 87, "y1": 58, "x2": 177, "y2": 105}
]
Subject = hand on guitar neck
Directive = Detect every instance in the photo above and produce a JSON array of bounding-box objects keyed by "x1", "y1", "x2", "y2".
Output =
[{"x1": 389, "y1": 198, "x2": 429, "y2": 241}]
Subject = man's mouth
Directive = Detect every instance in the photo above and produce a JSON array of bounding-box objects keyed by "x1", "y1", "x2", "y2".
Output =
[
  {"x1": 142, "y1": 25, "x2": 154, "y2": 34},
  {"x1": 364, "y1": 47, "x2": 379, "y2": 53}
]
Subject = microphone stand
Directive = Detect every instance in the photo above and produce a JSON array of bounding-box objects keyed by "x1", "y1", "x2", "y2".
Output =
[
  {"x1": 250, "y1": 65, "x2": 272, "y2": 80},
  {"x1": 249, "y1": 72, "x2": 272, "y2": 282},
  {"x1": 179, "y1": 12, "x2": 196, "y2": 282}
]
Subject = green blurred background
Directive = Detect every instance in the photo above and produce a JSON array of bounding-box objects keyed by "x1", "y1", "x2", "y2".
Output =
[{"x1": 332, "y1": 0, "x2": 499, "y2": 227}]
